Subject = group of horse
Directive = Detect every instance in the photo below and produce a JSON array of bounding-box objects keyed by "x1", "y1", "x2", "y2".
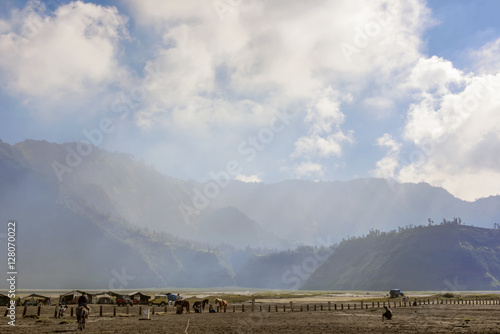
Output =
[
  {"x1": 74, "y1": 298, "x2": 229, "y2": 330},
  {"x1": 174, "y1": 298, "x2": 228, "y2": 314}
]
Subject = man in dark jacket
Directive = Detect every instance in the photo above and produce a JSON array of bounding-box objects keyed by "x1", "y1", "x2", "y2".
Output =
[{"x1": 78, "y1": 294, "x2": 91, "y2": 314}]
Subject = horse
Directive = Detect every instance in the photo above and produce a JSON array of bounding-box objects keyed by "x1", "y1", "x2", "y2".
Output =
[
  {"x1": 193, "y1": 299, "x2": 209, "y2": 313},
  {"x1": 174, "y1": 300, "x2": 190, "y2": 314},
  {"x1": 193, "y1": 301, "x2": 201, "y2": 313},
  {"x1": 76, "y1": 306, "x2": 88, "y2": 330},
  {"x1": 214, "y1": 298, "x2": 228, "y2": 313},
  {"x1": 202, "y1": 299, "x2": 209, "y2": 311}
]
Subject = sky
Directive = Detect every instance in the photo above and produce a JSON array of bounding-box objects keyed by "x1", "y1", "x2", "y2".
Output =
[{"x1": 0, "y1": 0, "x2": 499, "y2": 201}]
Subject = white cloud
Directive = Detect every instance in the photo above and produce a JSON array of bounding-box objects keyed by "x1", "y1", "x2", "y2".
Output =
[
  {"x1": 291, "y1": 132, "x2": 354, "y2": 159},
  {"x1": 294, "y1": 161, "x2": 325, "y2": 178},
  {"x1": 235, "y1": 174, "x2": 262, "y2": 183},
  {"x1": 406, "y1": 56, "x2": 466, "y2": 95},
  {"x1": 471, "y1": 37, "x2": 500, "y2": 75},
  {"x1": 0, "y1": 1, "x2": 128, "y2": 103},
  {"x1": 126, "y1": 0, "x2": 430, "y2": 129},
  {"x1": 371, "y1": 133, "x2": 401, "y2": 179},
  {"x1": 392, "y1": 51, "x2": 500, "y2": 200}
]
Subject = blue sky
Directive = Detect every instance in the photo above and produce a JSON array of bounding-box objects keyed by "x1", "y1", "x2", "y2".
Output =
[{"x1": 1, "y1": 0, "x2": 500, "y2": 201}]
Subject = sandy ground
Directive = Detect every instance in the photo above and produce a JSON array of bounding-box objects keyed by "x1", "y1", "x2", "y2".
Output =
[{"x1": 3, "y1": 298, "x2": 500, "y2": 333}]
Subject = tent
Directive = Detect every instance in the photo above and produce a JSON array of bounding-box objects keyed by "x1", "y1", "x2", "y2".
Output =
[
  {"x1": 59, "y1": 290, "x2": 96, "y2": 304},
  {"x1": 21, "y1": 294, "x2": 50, "y2": 306},
  {"x1": 95, "y1": 293, "x2": 115, "y2": 304},
  {"x1": 128, "y1": 292, "x2": 151, "y2": 304}
]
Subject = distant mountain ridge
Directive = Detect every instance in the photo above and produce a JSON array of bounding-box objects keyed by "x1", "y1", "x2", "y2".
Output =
[
  {"x1": 2, "y1": 139, "x2": 500, "y2": 289},
  {"x1": 302, "y1": 224, "x2": 500, "y2": 291}
]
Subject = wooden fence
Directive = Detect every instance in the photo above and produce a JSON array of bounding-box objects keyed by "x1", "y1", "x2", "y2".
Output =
[{"x1": 5, "y1": 298, "x2": 499, "y2": 318}]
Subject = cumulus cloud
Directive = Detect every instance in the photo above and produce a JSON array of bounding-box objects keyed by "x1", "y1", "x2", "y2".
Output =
[
  {"x1": 0, "y1": 1, "x2": 128, "y2": 104},
  {"x1": 406, "y1": 56, "x2": 466, "y2": 95},
  {"x1": 119, "y1": 0, "x2": 432, "y2": 180},
  {"x1": 126, "y1": 0, "x2": 430, "y2": 130},
  {"x1": 381, "y1": 51, "x2": 500, "y2": 200}
]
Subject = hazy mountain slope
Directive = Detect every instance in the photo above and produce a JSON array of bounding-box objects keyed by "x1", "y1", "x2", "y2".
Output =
[
  {"x1": 12, "y1": 140, "x2": 278, "y2": 248},
  {"x1": 195, "y1": 206, "x2": 286, "y2": 248},
  {"x1": 231, "y1": 245, "x2": 335, "y2": 289},
  {"x1": 302, "y1": 224, "x2": 500, "y2": 291},
  {"x1": 0, "y1": 140, "x2": 235, "y2": 289},
  {"x1": 211, "y1": 179, "x2": 500, "y2": 244}
]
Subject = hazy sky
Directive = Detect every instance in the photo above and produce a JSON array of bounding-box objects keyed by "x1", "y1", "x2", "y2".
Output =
[{"x1": 0, "y1": 0, "x2": 499, "y2": 201}]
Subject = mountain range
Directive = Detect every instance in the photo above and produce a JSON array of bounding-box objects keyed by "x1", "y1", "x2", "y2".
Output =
[{"x1": 1, "y1": 139, "x2": 500, "y2": 289}]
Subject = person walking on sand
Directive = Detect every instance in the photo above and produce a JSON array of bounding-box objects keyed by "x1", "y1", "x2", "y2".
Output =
[{"x1": 382, "y1": 306, "x2": 392, "y2": 321}]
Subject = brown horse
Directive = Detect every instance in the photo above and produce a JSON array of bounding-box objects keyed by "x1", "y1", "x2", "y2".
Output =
[
  {"x1": 214, "y1": 298, "x2": 228, "y2": 313},
  {"x1": 193, "y1": 301, "x2": 202, "y2": 313},
  {"x1": 174, "y1": 300, "x2": 190, "y2": 314},
  {"x1": 193, "y1": 299, "x2": 210, "y2": 313},
  {"x1": 76, "y1": 306, "x2": 88, "y2": 330}
]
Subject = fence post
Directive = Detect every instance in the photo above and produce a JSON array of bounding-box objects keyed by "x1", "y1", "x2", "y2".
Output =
[
  {"x1": 22, "y1": 306, "x2": 27, "y2": 317},
  {"x1": 37, "y1": 305, "x2": 41, "y2": 316},
  {"x1": 242, "y1": 304, "x2": 245, "y2": 312},
  {"x1": 320, "y1": 304, "x2": 323, "y2": 311},
  {"x1": 54, "y1": 306, "x2": 58, "y2": 318},
  {"x1": 252, "y1": 299, "x2": 255, "y2": 312},
  {"x1": 70, "y1": 307, "x2": 73, "y2": 317},
  {"x1": 348, "y1": 304, "x2": 350, "y2": 310},
  {"x1": 290, "y1": 301, "x2": 294, "y2": 312},
  {"x1": 300, "y1": 305, "x2": 303, "y2": 312},
  {"x1": 99, "y1": 306, "x2": 103, "y2": 316},
  {"x1": 275, "y1": 305, "x2": 278, "y2": 312},
  {"x1": 233, "y1": 305, "x2": 235, "y2": 313},
  {"x1": 314, "y1": 305, "x2": 317, "y2": 311},
  {"x1": 341, "y1": 304, "x2": 343, "y2": 310},
  {"x1": 113, "y1": 306, "x2": 116, "y2": 317},
  {"x1": 139, "y1": 306, "x2": 142, "y2": 315},
  {"x1": 268, "y1": 305, "x2": 271, "y2": 312},
  {"x1": 260, "y1": 305, "x2": 262, "y2": 312},
  {"x1": 334, "y1": 304, "x2": 337, "y2": 310},
  {"x1": 328, "y1": 301, "x2": 331, "y2": 311}
]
